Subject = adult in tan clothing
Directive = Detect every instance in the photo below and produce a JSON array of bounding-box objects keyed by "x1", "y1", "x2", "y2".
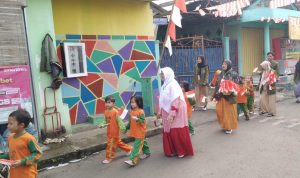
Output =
[
  {"x1": 258, "y1": 61, "x2": 277, "y2": 117},
  {"x1": 213, "y1": 60, "x2": 239, "y2": 134}
]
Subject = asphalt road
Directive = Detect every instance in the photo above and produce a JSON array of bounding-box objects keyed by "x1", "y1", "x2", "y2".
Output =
[{"x1": 40, "y1": 98, "x2": 300, "y2": 178}]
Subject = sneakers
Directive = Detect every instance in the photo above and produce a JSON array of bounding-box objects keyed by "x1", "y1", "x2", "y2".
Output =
[
  {"x1": 202, "y1": 107, "x2": 207, "y2": 111},
  {"x1": 124, "y1": 160, "x2": 135, "y2": 166},
  {"x1": 267, "y1": 113, "x2": 274, "y2": 117},
  {"x1": 102, "y1": 159, "x2": 111, "y2": 164},
  {"x1": 126, "y1": 150, "x2": 132, "y2": 156},
  {"x1": 140, "y1": 154, "x2": 150, "y2": 160},
  {"x1": 225, "y1": 130, "x2": 232, "y2": 134},
  {"x1": 296, "y1": 100, "x2": 300, "y2": 103},
  {"x1": 178, "y1": 155, "x2": 185, "y2": 158}
]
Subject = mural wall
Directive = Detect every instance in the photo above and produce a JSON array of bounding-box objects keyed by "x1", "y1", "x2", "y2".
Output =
[{"x1": 56, "y1": 34, "x2": 159, "y2": 125}]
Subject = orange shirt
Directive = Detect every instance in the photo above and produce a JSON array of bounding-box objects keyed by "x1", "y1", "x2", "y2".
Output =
[
  {"x1": 105, "y1": 108, "x2": 121, "y2": 138},
  {"x1": 184, "y1": 94, "x2": 193, "y2": 119},
  {"x1": 8, "y1": 132, "x2": 42, "y2": 178},
  {"x1": 210, "y1": 70, "x2": 221, "y2": 87},
  {"x1": 247, "y1": 81, "x2": 255, "y2": 96},
  {"x1": 129, "y1": 109, "x2": 146, "y2": 139},
  {"x1": 237, "y1": 85, "x2": 248, "y2": 103}
]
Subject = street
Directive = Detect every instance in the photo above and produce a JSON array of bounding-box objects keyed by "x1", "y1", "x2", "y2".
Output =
[{"x1": 40, "y1": 98, "x2": 300, "y2": 178}]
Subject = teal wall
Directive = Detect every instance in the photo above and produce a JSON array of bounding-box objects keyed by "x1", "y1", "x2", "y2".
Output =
[{"x1": 25, "y1": 0, "x2": 72, "y2": 133}]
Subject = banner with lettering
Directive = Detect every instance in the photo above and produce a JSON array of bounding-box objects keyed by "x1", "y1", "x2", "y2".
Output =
[
  {"x1": 0, "y1": 65, "x2": 32, "y2": 123},
  {"x1": 289, "y1": 16, "x2": 300, "y2": 40}
]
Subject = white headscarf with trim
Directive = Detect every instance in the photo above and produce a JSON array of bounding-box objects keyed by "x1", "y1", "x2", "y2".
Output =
[
  {"x1": 159, "y1": 67, "x2": 185, "y2": 112},
  {"x1": 259, "y1": 60, "x2": 271, "y2": 91}
]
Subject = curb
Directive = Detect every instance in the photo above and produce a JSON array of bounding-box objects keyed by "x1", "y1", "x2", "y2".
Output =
[{"x1": 38, "y1": 126, "x2": 163, "y2": 170}]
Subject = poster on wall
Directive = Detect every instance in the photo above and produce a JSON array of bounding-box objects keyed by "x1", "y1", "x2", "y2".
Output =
[
  {"x1": 0, "y1": 65, "x2": 32, "y2": 124},
  {"x1": 63, "y1": 43, "x2": 88, "y2": 78},
  {"x1": 289, "y1": 16, "x2": 300, "y2": 40}
]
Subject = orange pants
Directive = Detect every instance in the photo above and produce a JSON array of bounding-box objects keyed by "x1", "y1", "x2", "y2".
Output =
[{"x1": 105, "y1": 137, "x2": 132, "y2": 160}]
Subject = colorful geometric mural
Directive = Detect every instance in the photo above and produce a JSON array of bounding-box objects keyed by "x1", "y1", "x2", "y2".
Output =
[{"x1": 57, "y1": 35, "x2": 158, "y2": 125}]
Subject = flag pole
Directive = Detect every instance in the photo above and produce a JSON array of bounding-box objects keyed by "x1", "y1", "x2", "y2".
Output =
[{"x1": 156, "y1": 0, "x2": 177, "y2": 71}]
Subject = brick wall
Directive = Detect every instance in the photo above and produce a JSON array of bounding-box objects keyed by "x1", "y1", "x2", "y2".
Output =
[{"x1": 0, "y1": 0, "x2": 28, "y2": 65}]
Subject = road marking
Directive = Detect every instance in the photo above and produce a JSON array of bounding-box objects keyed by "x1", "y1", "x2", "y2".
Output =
[
  {"x1": 272, "y1": 119, "x2": 288, "y2": 125},
  {"x1": 290, "y1": 118, "x2": 299, "y2": 122},
  {"x1": 286, "y1": 122, "x2": 300, "y2": 128},
  {"x1": 250, "y1": 115, "x2": 260, "y2": 120},
  {"x1": 259, "y1": 118, "x2": 271, "y2": 123}
]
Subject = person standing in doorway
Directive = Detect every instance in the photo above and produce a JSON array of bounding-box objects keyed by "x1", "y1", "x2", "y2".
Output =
[
  {"x1": 294, "y1": 58, "x2": 300, "y2": 103},
  {"x1": 193, "y1": 56, "x2": 209, "y2": 111}
]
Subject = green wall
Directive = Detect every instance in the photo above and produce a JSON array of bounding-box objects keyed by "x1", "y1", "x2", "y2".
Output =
[{"x1": 25, "y1": 0, "x2": 72, "y2": 133}]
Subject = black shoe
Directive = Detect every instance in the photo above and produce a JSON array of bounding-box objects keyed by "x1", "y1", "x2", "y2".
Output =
[
  {"x1": 259, "y1": 112, "x2": 266, "y2": 115},
  {"x1": 245, "y1": 115, "x2": 250, "y2": 121},
  {"x1": 267, "y1": 113, "x2": 274, "y2": 117},
  {"x1": 296, "y1": 100, "x2": 300, "y2": 103}
]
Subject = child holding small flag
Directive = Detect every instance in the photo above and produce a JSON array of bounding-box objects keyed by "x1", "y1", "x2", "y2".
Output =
[
  {"x1": 180, "y1": 81, "x2": 195, "y2": 135},
  {"x1": 246, "y1": 76, "x2": 255, "y2": 114},
  {"x1": 124, "y1": 95, "x2": 150, "y2": 166},
  {"x1": 0, "y1": 109, "x2": 42, "y2": 178},
  {"x1": 237, "y1": 77, "x2": 250, "y2": 121},
  {"x1": 101, "y1": 95, "x2": 132, "y2": 164}
]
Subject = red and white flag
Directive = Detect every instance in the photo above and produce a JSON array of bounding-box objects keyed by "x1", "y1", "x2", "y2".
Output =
[
  {"x1": 0, "y1": 159, "x2": 13, "y2": 166},
  {"x1": 118, "y1": 108, "x2": 128, "y2": 120},
  {"x1": 165, "y1": 0, "x2": 187, "y2": 56}
]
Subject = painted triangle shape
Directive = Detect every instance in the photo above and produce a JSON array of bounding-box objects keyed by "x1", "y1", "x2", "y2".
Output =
[
  {"x1": 141, "y1": 61, "x2": 158, "y2": 77},
  {"x1": 135, "y1": 61, "x2": 150, "y2": 74},
  {"x1": 97, "y1": 58, "x2": 115, "y2": 73},
  {"x1": 111, "y1": 55, "x2": 123, "y2": 77},
  {"x1": 77, "y1": 101, "x2": 88, "y2": 124},
  {"x1": 85, "y1": 100, "x2": 96, "y2": 115},
  {"x1": 118, "y1": 74, "x2": 134, "y2": 93},
  {"x1": 125, "y1": 68, "x2": 142, "y2": 82},
  {"x1": 130, "y1": 50, "x2": 154, "y2": 60},
  {"x1": 109, "y1": 41, "x2": 130, "y2": 52},
  {"x1": 95, "y1": 41, "x2": 116, "y2": 54},
  {"x1": 121, "y1": 91, "x2": 135, "y2": 105},
  {"x1": 87, "y1": 58, "x2": 101, "y2": 73},
  {"x1": 62, "y1": 83, "x2": 79, "y2": 98},
  {"x1": 118, "y1": 41, "x2": 133, "y2": 60},
  {"x1": 99, "y1": 73, "x2": 118, "y2": 89},
  {"x1": 133, "y1": 41, "x2": 151, "y2": 54},
  {"x1": 145, "y1": 41, "x2": 156, "y2": 58},
  {"x1": 121, "y1": 61, "x2": 135, "y2": 74},
  {"x1": 91, "y1": 50, "x2": 114, "y2": 64},
  {"x1": 103, "y1": 81, "x2": 116, "y2": 97},
  {"x1": 81, "y1": 84, "x2": 96, "y2": 103},
  {"x1": 63, "y1": 97, "x2": 80, "y2": 108},
  {"x1": 82, "y1": 41, "x2": 96, "y2": 58},
  {"x1": 79, "y1": 73, "x2": 100, "y2": 85},
  {"x1": 88, "y1": 79, "x2": 103, "y2": 98}
]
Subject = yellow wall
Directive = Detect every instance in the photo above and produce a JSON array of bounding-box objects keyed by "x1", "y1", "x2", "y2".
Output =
[
  {"x1": 241, "y1": 28, "x2": 264, "y2": 75},
  {"x1": 52, "y1": 0, "x2": 154, "y2": 36}
]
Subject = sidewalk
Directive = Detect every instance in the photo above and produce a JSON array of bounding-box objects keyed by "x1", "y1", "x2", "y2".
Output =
[
  {"x1": 38, "y1": 91, "x2": 294, "y2": 170},
  {"x1": 38, "y1": 117, "x2": 162, "y2": 170}
]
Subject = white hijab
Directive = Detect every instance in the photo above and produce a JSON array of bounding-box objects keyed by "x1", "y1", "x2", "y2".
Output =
[
  {"x1": 259, "y1": 61, "x2": 271, "y2": 90},
  {"x1": 159, "y1": 67, "x2": 185, "y2": 112}
]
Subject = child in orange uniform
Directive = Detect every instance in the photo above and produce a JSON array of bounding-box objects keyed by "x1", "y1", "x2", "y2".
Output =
[
  {"x1": 237, "y1": 77, "x2": 250, "y2": 121},
  {"x1": 124, "y1": 95, "x2": 150, "y2": 166},
  {"x1": 102, "y1": 96, "x2": 132, "y2": 164},
  {"x1": 180, "y1": 81, "x2": 195, "y2": 135},
  {"x1": 0, "y1": 109, "x2": 42, "y2": 178},
  {"x1": 246, "y1": 77, "x2": 255, "y2": 114}
]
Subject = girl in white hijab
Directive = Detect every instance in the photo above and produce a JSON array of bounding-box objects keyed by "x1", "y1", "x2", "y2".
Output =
[{"x1": 158, "y1": 67, "x2": 194, "y2": 158}]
